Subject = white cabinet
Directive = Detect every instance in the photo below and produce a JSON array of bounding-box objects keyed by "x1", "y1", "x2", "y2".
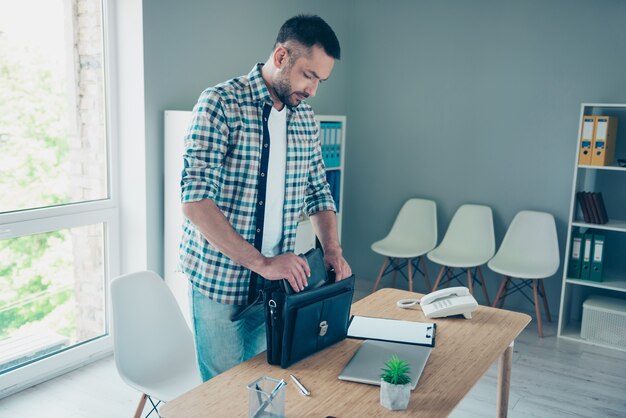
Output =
[
  {"x1": 557, "y1": 103, "x2": 626, "y2": 351},
  {"x1": 164, "y1": 111, "x2": 193, "y2": 326}
]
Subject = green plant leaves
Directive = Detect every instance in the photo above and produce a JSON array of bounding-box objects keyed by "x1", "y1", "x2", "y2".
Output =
[{"x1": 380, "y1": 354, "x2": 412, "y2": 385}]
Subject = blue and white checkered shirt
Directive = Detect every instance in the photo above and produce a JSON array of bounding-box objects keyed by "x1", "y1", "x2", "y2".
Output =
[{"x1": 179, "y1": 64, "x2": 336, "y2": 305}]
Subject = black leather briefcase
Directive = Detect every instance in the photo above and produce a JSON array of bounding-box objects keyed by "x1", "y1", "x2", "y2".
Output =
[{"x1": 263, "y1": 248, "x2": 355, "y2": 368}]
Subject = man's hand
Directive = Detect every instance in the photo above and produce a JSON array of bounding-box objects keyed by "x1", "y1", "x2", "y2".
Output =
[
  {"x1": 258, "y1": 253, "x2": 311, "y2": 293},
  {"x1": 324, "y1": 248, "x2": 352, "y2": 281}
]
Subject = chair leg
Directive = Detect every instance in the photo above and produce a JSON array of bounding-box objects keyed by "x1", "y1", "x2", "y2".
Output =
[
  {"x1": 390, "y1": 258, "x2": 399, "y2": 289},
  {"x1": 407, "y1": 258, "x2": 413, "y2": 292},
  {"x1": 539, "y1": 280, "x2": 551, "y2": 322},
  {"x1": 532, "y1": 280, "x2": 543, "y2": 338},
  {"x1": 476, "y1": 267, "x2": 491, "y2": 306},
  {"x1": 432, "y1": 266, "x2": 446, "y2": 291},
  {"x1": 445, "y1": 268, "x2": 454, "y2": 288},
  {"x1": 492, "y1": 276, "x2": 509, "y2": 308},
  {"x1": 419, "y1": 256, "x2": 432, "y2": 292},
  {"x1": 134, "y1": 394, "x2": 148, "y2": 418},
  {"x1": 467, "y1": 269, "x2": 474, "y2": 295},
  {"x1": 499, "y1": 279, "x2": 510, "y2": 308},
  {"x1": 372, "y1": 257, "x2": 389, "y2": 292}
]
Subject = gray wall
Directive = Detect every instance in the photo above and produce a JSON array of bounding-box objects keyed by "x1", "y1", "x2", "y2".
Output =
[{"x1": 143, "y1": 0, "x2": 626, "y2": 315}]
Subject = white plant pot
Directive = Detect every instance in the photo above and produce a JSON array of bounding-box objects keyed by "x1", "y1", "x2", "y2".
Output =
[{"x1": 380, "y1": 379, "x2": 411, "y2": 411}]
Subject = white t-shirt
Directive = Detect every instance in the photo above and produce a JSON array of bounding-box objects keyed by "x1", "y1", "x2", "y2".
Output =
[{"x1": 260, "y1": 106, "x2": 287, "y2": 257}]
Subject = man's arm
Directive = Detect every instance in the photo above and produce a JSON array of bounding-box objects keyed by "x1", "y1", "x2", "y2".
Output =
[
  {"x1": 183, "y1": 200, "x2": 310, "y2": 292},
  {"x1": 309, "y1": 210, "x2": 352, "y2": 280}
]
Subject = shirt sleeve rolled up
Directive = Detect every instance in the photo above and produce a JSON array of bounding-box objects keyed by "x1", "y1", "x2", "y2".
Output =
[{"x1": 181, "y1": 90, "x2": 229, "y2": 204}]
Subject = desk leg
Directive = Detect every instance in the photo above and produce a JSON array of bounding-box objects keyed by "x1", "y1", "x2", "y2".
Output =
[{"x1": 496, "y1": 341, "x2": 514, "y2": 418}]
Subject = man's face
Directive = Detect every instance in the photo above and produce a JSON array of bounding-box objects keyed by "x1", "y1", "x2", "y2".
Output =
[{"x1": 273, "y1": 45, "x2": 334, "y2": 108}]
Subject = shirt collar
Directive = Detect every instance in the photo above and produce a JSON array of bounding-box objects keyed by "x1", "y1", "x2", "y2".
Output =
[
  {"x1": 248, "y1": 64, "x2": 274, "y2": 106},
  {"x1": 248, "y1": 64, "x2": 301, "y2": 117}
]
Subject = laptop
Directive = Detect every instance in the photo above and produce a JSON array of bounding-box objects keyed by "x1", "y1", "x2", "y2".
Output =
[{"x1": 338, "y1": 340, "x2": 432, "y2": 390}]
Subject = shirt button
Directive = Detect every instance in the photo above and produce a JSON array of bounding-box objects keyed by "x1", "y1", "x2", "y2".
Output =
[
  {"x1": 256, "y1": 228, "x2": 261, "y2": 233},
  {"x1": 259, "y1": 201, "x2": 264, "y2": 206},
  {"x1": 260, "y1": 172, "x2": 265, "y2": 177},
  {"x1": 264, "y1": 118, "x2": 268, "y2": 122},
  {"x1": 264, "y1": 143, "x2": 268, "y2": 148}
]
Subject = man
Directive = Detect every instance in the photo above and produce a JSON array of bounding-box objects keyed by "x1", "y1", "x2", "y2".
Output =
[{"x1": 180, "y1": 14, "x2": 352, "y2": 381}]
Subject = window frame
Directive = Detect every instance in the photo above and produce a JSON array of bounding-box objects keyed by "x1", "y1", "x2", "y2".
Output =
[{"x1": 0, "y1": 0, "x2": 122, "y2": 397}]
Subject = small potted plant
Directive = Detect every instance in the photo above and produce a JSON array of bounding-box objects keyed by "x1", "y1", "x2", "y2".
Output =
[{"x1": 379, "y1": 354, "x2": 412, "y2": 410}]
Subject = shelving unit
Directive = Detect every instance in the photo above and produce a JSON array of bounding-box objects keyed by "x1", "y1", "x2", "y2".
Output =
[
  {"x1": 557, "y1": 103, "x2": 626, "y2": 351},
  {"x1": 294, "y1": 115, "x2": 347, "y2": 253}
]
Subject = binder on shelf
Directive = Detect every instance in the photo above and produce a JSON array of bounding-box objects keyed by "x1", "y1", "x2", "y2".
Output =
[
  {"x1": 325, "y1": 170, "x2": 341, "y2": 212},
  {"x1": 320, "y1": 121, "x2": 342, "y2": 169},
  {"x1": 578, "y1": 116, "x2": 595, "y2": 165},
  {"x1": 576, "y1": 191, "x2": 592, "y2": 223},
  {"x1": 590, "y1": 116, "x2": 618, "y2": 166},
  {"x1": 590, "y1": 233, "x2": 605, "y2": 282},
  {"x1": 567, "y1": 230, "x2": 583, "y2": 279},
  {"x1": 580, "y1": 232, "x2": 594, "y2": 280},
  {"x1": 585, "y1": 192, "x2": 601, "y2": 224},
  {"x1": 591, "y1": 192, "x2": 609, "y2": 224}
]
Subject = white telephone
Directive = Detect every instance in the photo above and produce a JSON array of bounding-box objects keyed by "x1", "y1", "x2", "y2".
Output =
[{"x1": 420, "y1": 286, "x2": 478, "y2": 319}]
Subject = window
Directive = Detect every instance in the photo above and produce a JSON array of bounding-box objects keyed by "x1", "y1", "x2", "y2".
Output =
[{"x1": 0, "y1": 0, "x2": 118, "y2": 395}]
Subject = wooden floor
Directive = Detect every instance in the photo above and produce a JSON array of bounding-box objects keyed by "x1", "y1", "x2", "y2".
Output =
[{"x1": 1, "y1": 279, "x2": 625, "y2": 417}]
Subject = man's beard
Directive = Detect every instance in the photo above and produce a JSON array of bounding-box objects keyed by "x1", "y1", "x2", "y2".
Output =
[{"x1": 274, "y1": 73, "x2": 308, "y2": 108}]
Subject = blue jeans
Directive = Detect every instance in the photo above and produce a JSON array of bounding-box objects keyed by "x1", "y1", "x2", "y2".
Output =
[{"x1": 190, "y1": 285, "x2": 266, "y2": 381}]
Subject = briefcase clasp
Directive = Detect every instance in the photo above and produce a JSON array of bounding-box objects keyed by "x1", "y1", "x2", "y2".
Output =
[{"x1": 319, "y1": 320, "x2": 328, "y2": 336}]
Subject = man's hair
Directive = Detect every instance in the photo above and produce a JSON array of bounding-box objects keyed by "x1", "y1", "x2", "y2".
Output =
[{"x1": 275, "y1": 14, "x2": 341, "y2": 60}]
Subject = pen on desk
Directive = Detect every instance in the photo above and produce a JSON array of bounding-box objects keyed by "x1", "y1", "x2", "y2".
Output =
[{"x1": 290, "y1": 374, "x2": 310, "y2": 396}]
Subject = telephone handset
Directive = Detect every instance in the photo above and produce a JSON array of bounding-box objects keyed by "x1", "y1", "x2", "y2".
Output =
[{"x1": 420, "y1": 286, "x2": 478, "y2": 319}]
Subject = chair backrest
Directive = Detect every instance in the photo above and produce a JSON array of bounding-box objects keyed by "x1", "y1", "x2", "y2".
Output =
[
  {"x1": 385, "y1": 198, "x2": 437, "y2": 250},
  {"x1": 111, "y1": 270, "x2": 197, "y2": 390},
  {"x1": 439, "y1": 204, "x2": 495, "y2": 261},
  {"x1": 496, "y1": 210, "x2": 560, "y2": 276}
]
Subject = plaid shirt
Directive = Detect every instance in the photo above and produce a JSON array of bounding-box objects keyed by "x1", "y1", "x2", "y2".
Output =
[{"x1": 179, "y1": 65, "x2": 336, "y2": 305}]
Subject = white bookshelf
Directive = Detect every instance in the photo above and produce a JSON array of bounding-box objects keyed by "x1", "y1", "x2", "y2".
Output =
[
  {"x1": 294, "y1": 115, "x2": 347, "y2": 253},
  {"x1": 557, "y1": 103, "x2": 626, "y2": 349}
]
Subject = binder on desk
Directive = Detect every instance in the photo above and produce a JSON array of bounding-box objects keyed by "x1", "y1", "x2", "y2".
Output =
[
  {"x1": 568, "y1": 231, "x2": 583, "y2": 279},
  {"x1": 590, "y1": 233, "x2": 605, "y2": 282},
  {"x1": 347, "y1": 315, "x2": 436, "y2": 347},
  {"x1": 591, "y1": 116, "x2": 618, "y2": 166},
  {"x1": 580, "y1": 232, "x2": 594, "y2": 280},
  {"x1": 578, "y1": 116, "x2": 595, "y2": 165}
]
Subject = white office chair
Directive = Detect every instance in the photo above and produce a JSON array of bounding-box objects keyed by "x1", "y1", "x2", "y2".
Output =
[
  {"x1": 371, "y1": 198, "x2": 437, "y2": 293},
  {"x1": 111, "y1": 271, "x2": 201, "y2": 418},
  {"x1": 427, "y1": 204, "x2": 495, "y2": 305},
  {"x1": 488, "y1": 211, "x2": 560, "y2": 337}
]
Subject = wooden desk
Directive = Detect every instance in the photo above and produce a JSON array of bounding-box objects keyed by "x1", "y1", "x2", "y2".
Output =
[{"x1": 161, "y1": 288, "x2": 530, "y2": 417}]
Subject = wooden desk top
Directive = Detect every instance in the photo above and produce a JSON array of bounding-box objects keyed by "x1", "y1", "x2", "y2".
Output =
[{"x1": 161, "y1": 288, "x2": 530, "y2": 418}]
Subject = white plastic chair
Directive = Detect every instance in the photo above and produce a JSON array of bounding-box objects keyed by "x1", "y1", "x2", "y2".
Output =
[
  {"x1": 487, "y1": 211, "x2": 560, "y2": 337},
  {"x1": 111, "y1": 271, "x2": 201, "y2": 418},
  {"x1": 371, "y1": 198, "x2": 437, "y2": 293},
  {"x1": 427, "y1": 204, "x2": 495, "y2": 305}
]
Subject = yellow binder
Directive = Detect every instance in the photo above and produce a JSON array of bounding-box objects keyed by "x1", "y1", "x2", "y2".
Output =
[
  {"x1": 578, "y1": 116, "x2": 595, "y2": 165},
  {"x1": 590, "y1": 116, "x2": 618, "y2": 166}
]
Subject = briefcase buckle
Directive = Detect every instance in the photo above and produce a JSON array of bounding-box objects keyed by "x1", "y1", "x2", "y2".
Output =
[{"x1": 319, "y1": 320, "x2": 328, "y2": 336}]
